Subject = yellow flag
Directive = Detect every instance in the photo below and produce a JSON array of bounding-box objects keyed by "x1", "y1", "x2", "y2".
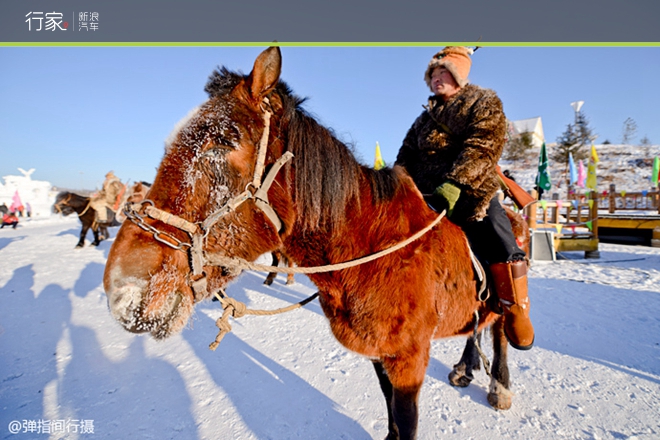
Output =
[
  {"x1": 374, "y1": 142, "x2": 386, "y2": 170},
  {"x1": 590, "y1": 143, "x2": 599, "y2": 163},
  {"x1": 586, "y1": 144, "x2": 598, "y2": 190}
]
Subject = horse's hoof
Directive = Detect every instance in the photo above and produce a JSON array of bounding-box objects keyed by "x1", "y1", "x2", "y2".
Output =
[
  {"x1": 75, "y1": 244, "x2": 84, "y2": 249},
  {"x1": 487, "y1": 379, "x2": 513, "y2": 410},
  {"x1": 263, "y1": 279, "x2": 274, "y2": 286},
  {"x1": 285, "y1": 279, "x2": 295, "y2": 285},
  {"x1": 448, "y1": 364, "x2": 473, "y2": 387}
]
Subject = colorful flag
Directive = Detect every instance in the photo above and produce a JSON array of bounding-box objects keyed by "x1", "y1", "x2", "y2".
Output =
[
  {"x1": 10, "y1": 190, "x2": 22, "y2": 212},
  {"x1": 590, "y1": 143, "x2": 600, "y2": 163},
  {"x1": 586, "y1": 144, "x2": 598, "y2": 190},
  {"x1": 577, "y1": 159, "x2": 586, "y2": 187},
  {"x1": 374, "y1": 142, "x2": 386, "y2": 170},
  {"x1": 568, "y1": 152, "x2": 577, "y2": 185},
  {"x1": 535, "y1": 142, "x2": 552, "y2": 193},
  {"x1": 652, "y1": 156, "x2": 659, "y2": 187}
]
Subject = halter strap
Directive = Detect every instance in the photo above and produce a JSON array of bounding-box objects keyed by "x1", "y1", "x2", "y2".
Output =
[{"x1": 124, "y1": 99, "x2": 292, "y2": 300}]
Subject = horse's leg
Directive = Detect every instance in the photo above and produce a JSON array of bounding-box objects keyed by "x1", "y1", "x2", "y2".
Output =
[
  {"x1": 285, "y1": 255, "x2": 295, "y2": 285},
  {"x1": 372, "y1": 361, "x2": 398, "y2": 439},
  {"x1": 448, "y1": 332, "x2": 482, "y2": 387},
  {"x1": 91, "y1": 224, "x2": 101, "y2": 246},
  {"x1": 97, "y1": 216, "x2": 108, "y2": 241},
  {"x1": 77, "y1": 224, "x2": 88, "y2": 248},
  {"x1": 380, "y1": 351, "x2": 427, "y2": 440},
  {"x1": 264, "y1": 251, "x2": 280, "y2": 285},
  {"x1": 487, "y1": 315, "x2": 513, "y2": 410}
]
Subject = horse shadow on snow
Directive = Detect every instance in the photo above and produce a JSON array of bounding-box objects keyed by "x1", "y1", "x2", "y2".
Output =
[
  {"x1": 0, "y1": 265, "x2": 72, "y2": 433},
  {"x1": 183, "y1": 309, "x2": 370, "y2": 439},
  {"x1": 0, "y1": 264, "x2": 200, "y2": 439},
  {"x1": 0, "y1": 235, "x2": 25, "y2": 252}
]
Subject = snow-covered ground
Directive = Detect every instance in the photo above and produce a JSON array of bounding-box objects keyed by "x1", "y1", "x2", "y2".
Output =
[{"x1": 1, "y1": 217, "x2": 659, "y2": 439}]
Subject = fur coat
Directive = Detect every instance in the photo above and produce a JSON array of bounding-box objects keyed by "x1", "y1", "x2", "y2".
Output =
[{"x1": 395, "y1": 84, "x2": 507, "y2": 223}]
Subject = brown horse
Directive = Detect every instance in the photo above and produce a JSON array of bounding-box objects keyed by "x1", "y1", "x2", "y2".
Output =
[
  {"x1": 53, "y1": 191, "x2": 112, "y2": 247},
  {"x1": 104, "y1": 47, "x2": 530, "y2": 440}
]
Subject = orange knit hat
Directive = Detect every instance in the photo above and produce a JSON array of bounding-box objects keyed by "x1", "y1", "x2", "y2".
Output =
[{"x1": 424, "y1": 46, "x2": 473, "y2": 90}]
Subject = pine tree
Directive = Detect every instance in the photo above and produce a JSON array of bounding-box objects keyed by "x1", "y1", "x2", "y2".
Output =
[
  {"x1": 552, "y1": 123, "x2": 585, "y2": 163},
  {"x1": 575, "y1": 111, "x2": 596, "y2": 148},
  {"x1": 552, "y1": 110, "x2": 594, "y2": 164}
]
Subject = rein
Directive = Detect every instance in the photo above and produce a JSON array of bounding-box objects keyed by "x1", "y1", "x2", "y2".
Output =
[
  {"x1": 78, "y1": 199, "x2": 93, "y2": 217},
  {"x1": 123, "y1": 97, "x2": 446, "y2": 349},
  {"x1": 54, "y1": 194, "x2": 92, "y2": 217},
  {"x1": 53, "y1": 194, "x2": 71, "y2": 214}
]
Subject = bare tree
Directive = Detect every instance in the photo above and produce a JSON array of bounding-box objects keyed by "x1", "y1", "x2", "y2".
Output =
[
  {"x1": 503, "y1": 132, "x2": 534, "y2": 163},
  {"x1": 621, "y1": 117, "x2": 638, "y2": 144}
]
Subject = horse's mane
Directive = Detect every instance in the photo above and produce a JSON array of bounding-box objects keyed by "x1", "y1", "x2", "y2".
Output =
[
  {"x1": 55, "y1": 190, "x2": 87, "y2": 201},
  {"x1": 206, "y1": 67, "x2": 400, "y2": 232}
]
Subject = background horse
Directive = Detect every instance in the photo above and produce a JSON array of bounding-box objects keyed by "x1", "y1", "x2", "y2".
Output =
[
  {"x1": 53, "y1": 191, "x2": 112, "y2": 247},
  {"x1": 53, "y1": 183, "x2": 150, "y2": 248},
  {"x1": 263, "y1": 250, "x2": 295, "y2": 286},
  {"x1": 104, "y1": 47, "x2": 530, "y2": 440}
]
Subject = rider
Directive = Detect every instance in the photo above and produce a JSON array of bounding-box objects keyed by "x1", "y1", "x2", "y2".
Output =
[
  {"x1": 395, "y1": 46, "x2": 534, "y2": 350},
  {"x1": 90, "y1": 171, "x2": 124, "y2": 224}
]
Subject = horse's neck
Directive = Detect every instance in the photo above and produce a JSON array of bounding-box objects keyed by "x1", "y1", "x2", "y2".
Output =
[
  {"x1": 72, "y1": 195, "x2": 91, "y2": 213},
  {"x1": 284, "y1": 170, "x2": 441, "y2": 271}
]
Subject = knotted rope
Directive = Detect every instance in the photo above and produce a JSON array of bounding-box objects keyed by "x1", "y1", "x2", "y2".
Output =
[
  {"x1": 206, "y1": 211, "x2": 445, "y2": 350},
  {"x1": 209, "y1": 289, "x2": 320, "y2": 350},
  {"x1": 206, "y1": 210, "x2": 445, "y2": 275}
]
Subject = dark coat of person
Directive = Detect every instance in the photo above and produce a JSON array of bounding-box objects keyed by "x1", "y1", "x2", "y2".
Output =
[{"x1": 396, "y1": 83, "x2": 507, "y2": 224}]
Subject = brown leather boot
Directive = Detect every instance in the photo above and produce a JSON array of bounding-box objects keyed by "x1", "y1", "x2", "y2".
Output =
[{"x1": 490, "y1": 260, "x2": 535, "y2": 350}]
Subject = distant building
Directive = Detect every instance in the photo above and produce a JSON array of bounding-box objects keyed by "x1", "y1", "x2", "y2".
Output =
[
  {"x1": 0, "y1": 168, "x2": 56, "y2": 218},
  {"x1": 509, "y1": 117, "x2": 545, "y2": 149}
]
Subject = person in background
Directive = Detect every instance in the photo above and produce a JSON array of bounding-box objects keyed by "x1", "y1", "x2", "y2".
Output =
[
  {"x1": 2, "y1": 211, "x2": 19, "y2": 229},
  {"x1": 90, "y1": 171, "x2": 124, "y2": 223},
  {"x1": 395, "y1": 46, "x2": 534, "y2": 350}
]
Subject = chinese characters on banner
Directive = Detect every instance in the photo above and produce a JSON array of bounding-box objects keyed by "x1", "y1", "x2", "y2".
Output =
[
  {"x1": 78, "y1": 12, "x2": 100, "y2": 31},
  {"x1": 25, "y1": 12, "x2": 100, "y2": 31}
]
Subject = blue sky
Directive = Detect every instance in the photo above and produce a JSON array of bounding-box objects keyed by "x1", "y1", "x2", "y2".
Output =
[{"x1": 1, "y1": 46, "x2": 659, "y2": 190}]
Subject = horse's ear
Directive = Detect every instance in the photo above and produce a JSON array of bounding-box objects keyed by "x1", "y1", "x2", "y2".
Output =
[{"x1": 247, "y1": 46, "x2": 282, "y2": 101}]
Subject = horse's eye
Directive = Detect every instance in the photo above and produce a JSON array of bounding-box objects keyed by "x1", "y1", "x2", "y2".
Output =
[{"x1": 201, "y1": 144, "x2": 233, "y2": 159}]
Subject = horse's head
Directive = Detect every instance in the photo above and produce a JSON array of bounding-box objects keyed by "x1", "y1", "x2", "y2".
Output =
[
  {"x1": 126, "y1": 182, "x2": 151, "y2": 204},
  {"x1": 53, "y1": 191, "x2": 76, "y2": 216},
  {"x1": 104, "y1": 47, "x2": 296, "y2": 339}
]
